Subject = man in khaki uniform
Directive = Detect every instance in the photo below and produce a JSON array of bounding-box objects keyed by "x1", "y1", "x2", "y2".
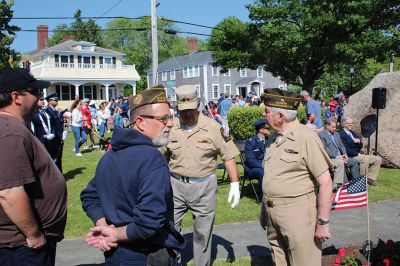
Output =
[
  {"x1": 161, "y1": 85, "x2": 241, "y2": 266},
  {"x1": 259, "y1": 89, "x2": 333, "y2": 266}
]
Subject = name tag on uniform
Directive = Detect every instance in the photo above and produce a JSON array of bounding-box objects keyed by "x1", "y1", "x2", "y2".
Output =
[
  {"x1": 284, "y1": 148, "x2": 298, "y2": 154},
  {"x1": 253, "y1": 149, "x2": 260, "y2": 152}
]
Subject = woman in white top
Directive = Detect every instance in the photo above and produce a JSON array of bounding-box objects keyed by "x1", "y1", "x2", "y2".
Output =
[
  {"x1": 97, "y1": 102, "x2": 109, "y2": 142},
  {"x1": 69, "y1": 99, "x2": 87, "y2": 156}
]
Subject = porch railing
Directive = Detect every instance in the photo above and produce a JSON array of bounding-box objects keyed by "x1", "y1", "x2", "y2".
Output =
[{"x1": 31, "y1": 62, "x2": 136, "y2": 70}]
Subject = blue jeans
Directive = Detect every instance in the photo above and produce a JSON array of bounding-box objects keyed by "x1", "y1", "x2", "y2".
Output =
[
  {"x1": 71, "y1": 126, "x2": 87, "y2": 154},
  {"x1": 0, "y1": 237, "x2": 57, "y2": 266},
  {"x1": 98, "y1": 121, "x2": 105, "y2": 142}
]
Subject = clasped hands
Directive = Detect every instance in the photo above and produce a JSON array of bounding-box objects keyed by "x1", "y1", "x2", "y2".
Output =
[
  {"x1": 336, "y1": 155, "x2": 349, "y2": 164},
  {"x1": 86, "y1": 224, "x2": 119, "y2": 252}
]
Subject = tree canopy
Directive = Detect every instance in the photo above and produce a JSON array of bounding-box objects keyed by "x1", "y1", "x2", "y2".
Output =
[
  {"x1": 209, "y1": 0, "x2": 400, "y2": 93},
  {"x1": 48, "y1": 9, "x2": 103, "y2": 47},
  {"x1": 0, "y1": 0, "x2": 20, "y2": 69}
]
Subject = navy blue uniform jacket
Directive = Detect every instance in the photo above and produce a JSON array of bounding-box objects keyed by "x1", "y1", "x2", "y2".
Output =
[
  {"x1": 245, "y1": 135, "x2": 266, "y2": 169},
  {"x1": 80, "y1": 126, "x2": 185, "y2": 252},
  {"x1": 46, "y1": 106, "x2": 64, "y2": 139}
]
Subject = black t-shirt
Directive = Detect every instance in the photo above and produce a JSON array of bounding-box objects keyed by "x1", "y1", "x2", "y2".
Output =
[{"x1": 0, "y1": 115, "x2": 67, "y2": 248}]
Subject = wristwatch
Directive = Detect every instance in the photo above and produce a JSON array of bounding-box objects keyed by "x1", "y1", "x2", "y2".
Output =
[{"x1": 317, "y1": 217, "x2": 329, "y2": 225}]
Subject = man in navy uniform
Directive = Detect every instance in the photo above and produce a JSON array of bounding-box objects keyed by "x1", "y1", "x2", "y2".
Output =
[
  {"x1": 244, "y1": 119, "x2": 270, "y2": 182},
  {"x1": 45, "y1": 93, "x2": 65, "y2": 172},
  {"x1": 31, "y1": 95, "x2": 48, "y2": 144}
]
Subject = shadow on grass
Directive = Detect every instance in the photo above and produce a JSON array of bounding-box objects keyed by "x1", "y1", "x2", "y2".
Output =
[{"x1": 64, "y1": 167, "x2": 86, "y2": 181}]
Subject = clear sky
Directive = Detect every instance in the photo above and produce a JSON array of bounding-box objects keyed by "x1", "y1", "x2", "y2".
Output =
[{"x1": 10, "y1": 0, "x2": 254, "y2": 53}]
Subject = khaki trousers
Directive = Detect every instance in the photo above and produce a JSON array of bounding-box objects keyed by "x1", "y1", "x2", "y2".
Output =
[
  {"x1": 353, "y1": 154, "x2": 382, "y2": 181},
  {"x1": 264, "y1": 193, "x2": 321, "y2": 266},
  {"x1": 171, "y1": 175, "x2": 217, "y2": 266},
  {"x1": 330, "y1": 159, "x2": 346, "y2": 187}
]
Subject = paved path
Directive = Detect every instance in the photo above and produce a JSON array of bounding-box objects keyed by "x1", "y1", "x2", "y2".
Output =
[{"x1": 56, "y1": 200, "x2": 400, "y2": 265}]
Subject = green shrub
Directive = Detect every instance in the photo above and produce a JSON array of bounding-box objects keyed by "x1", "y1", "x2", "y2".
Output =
[{"x1": 227, "y1": 106, "x2": 264, "y2": 140}]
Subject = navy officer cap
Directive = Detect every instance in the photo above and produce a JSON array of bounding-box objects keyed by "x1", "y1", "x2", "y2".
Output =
[
  {"x1": 45, "y1": 93, "x2": 59, "y2": 101},
  {"x1": 0, "y1": 67, "x2": 50, "y2": 93},
  {"x1": 252, "y1": 119, "x2": 267, "y2": 128}
]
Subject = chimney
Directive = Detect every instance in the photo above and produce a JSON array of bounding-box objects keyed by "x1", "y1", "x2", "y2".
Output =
[
  {"x1": 37, "y1": 25, "x2": 48, "y2": 51},
  {"x1": 64, "y1": 35, "x2": 75, "y2": 42},
  {"x1": 187, "y1": 37, "x2": 198, "y2": 54}
]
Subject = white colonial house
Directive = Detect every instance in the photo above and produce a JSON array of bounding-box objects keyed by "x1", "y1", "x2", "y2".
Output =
[{"x1": 21, "y1": 25, "x2": 140, "y2": 108}]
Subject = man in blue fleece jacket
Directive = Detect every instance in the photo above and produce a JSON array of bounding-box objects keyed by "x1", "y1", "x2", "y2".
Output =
[{"x1": 80, "y1": 88, "x2": 185, "y2": 265}]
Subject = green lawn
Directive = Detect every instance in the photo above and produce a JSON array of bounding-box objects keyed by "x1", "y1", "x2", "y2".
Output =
[{"x1": 62, "y1": 133, "x2": 400, "y2": 238}]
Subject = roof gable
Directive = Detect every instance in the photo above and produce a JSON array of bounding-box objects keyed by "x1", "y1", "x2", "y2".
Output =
[{"x1": 153, "y1": 51, "x2": 213, "y2": 72}]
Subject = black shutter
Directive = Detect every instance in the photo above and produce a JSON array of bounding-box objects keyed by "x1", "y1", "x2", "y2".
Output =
[
  {"x1": 78, "y1": 56, "x2": 82, "y2": 64},
  {"x1": 99, "y1": 56, "x2": 103, "y2": 68},
  {"x1": 69, "y1": 55, "x2": 74, "y2": 63},
  {"x1": 70, "y1": 85, "x2": 75, "y2": 100},
  {"x1": 79, "y1": 86, "x2": 83, "y2": 99},
  {"x1": 93, "y1": 86, "x2": 97, "y2": 100},
  {"x1": 55, "y1": 54, "x2": 59, "y2": 63},
  {"x1": 112, "y1": 57, "x2": 116, "y2": 65},
  {"x1": 91, "y1": 56, "x2": 95, "y2": 68},
  {"x1": 56, "y1": 85, "x2": 60, "y2": 99}
]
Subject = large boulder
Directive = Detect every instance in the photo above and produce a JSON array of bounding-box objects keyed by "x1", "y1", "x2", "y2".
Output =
[{"x1": 344, "y1": 71, "x2": 400, "y2": 167}]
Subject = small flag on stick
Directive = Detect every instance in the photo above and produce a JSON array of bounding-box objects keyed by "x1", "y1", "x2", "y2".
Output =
[{"x1": 331, "y1": 176, "x2": 368, "y2": 211}]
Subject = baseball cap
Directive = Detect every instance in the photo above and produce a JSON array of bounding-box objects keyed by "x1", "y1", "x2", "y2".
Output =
[{"x1": 0, "y1": 67, "x2": 50, "y2": 93}]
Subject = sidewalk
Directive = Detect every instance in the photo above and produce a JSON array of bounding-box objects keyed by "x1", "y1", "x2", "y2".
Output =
[{"x1": 56, "y1": 200, "x2": 400, "y2": 265}]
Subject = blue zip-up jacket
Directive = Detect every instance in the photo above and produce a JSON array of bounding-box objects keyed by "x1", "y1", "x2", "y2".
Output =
[{"x1": 80, "y1": 126, "x2": 185, "y2": 252}]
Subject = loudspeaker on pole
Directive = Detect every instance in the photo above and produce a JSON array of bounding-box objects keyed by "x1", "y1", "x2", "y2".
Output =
[{"x1": 371, "y1": 87, "x2": 386, "y2": 109}]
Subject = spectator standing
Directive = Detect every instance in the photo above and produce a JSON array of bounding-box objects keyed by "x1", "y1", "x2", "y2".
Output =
[
  {"x1": 339, "y1": 116, "x2": 381, "y2": 186},
  {"x1": 0, "y1": 67, "x2": 67, "y2": 266},
  {"x1": 161, "y1": 85, "x2": 241, "y2": 266},
  {"x1": 89, "y1": 100, "x2": 98, "y2": 131},
  {"x1": 300, "y1": 90, "x2": 323, "y2": 129},
  {"x1": 81, "y1": 98, "x2": 98, "y2": 149},
  {"x1": 113, "y1": 106, "x2": 124, "y2": 129},
  {"x1": 219, "y1": 92, "x2": 232, "y2": 135},
  {"x1": 81, "y1": 88, "x2": 184, "y2": 265},
  {"x1": 45, "y1": 93, "x2": 65, "y2": 172},
  {"x1": 118, "y1": 96, "x2": 130, "y2": 127},
  {"x1": 260, "y1": 89, "x2": 332, "y2": 265},
  {"x1": 70, "y1": 99, "x2": 87, "y2": 156},
  {"x1": 97, "y1": 102, "x2": 109, "y2": 143},
  {"x1": 318, "y1": 117, "x2": 361, "y2": 188}
]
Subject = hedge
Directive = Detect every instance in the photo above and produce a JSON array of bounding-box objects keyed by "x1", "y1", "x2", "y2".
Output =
[{"x1": 227, "y1": 106, "x2": 264, "y2": 140}]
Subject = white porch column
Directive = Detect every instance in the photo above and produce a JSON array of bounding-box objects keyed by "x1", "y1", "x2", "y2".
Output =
[
  {"x1": 259, "y1": 84, "x2": 264, "y2": 96},
  {"x1": 43, "y1": 88, "x2": 47, "y2": 98},
  {"x1": 75, "y1": 84, "x2": 80, "y2": 99},
  {"x1": 132, "y1": 82, "x2": 136, "y2": 96},
  {"x1": 246, "y1": 85, "x2": 251, "y2": 96},
  {"x1": 105, "y1": 85, "x2": 109, "y2": 101}
]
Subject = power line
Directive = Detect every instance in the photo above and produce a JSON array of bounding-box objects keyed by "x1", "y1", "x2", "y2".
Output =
[
  {"x1": 17, "y1": 27, "x2": 211, "y2": 36},
  {"x1": 96, "y1": 0, "x2": 123, "y2": 21},
  {"x1": 8, "y1": 16, "x2": 220, "y2": 30}
]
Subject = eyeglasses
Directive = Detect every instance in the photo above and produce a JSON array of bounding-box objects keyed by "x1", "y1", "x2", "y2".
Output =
[
  {"x1": 140, "y1": 114, "x2": 174, "y2": 124},
  {"x1": 39, "y1": 98, "x2": 45, "y2": 101}
]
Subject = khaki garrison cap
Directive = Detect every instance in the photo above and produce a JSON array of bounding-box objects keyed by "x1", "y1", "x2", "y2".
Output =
[
  {"x1": 129, "y1": 88, "x2": 168, "y2": 111},
  {"x1": 262, "y1": 89, "x2": 301, "y2": 110},
  {"x1": 176, "y1": 85, "x2": 198, "y2": 110}
]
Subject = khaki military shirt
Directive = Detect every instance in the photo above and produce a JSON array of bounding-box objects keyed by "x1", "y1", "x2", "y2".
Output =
[
  {"x1": 161, "y1": 113, "x2": 239, "y2": 178},
  {"x1": 263, "y1": 119, "x2": 332, "y2": 198}
]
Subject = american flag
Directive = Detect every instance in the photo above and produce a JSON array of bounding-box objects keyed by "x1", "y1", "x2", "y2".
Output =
[{"x1": 331, "y1": 176, "x2": 368, "y2": 211}]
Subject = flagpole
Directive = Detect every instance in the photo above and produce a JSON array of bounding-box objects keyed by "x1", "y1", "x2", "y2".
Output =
[{"x1": 366, "y1": 174, "x2": 372, "y2": 264}]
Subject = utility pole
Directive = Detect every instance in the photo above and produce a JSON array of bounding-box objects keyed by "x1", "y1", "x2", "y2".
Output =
[
  {"x1": 389, "y1": 53, "x2": 394, "y2": 73},
  {"x1": 151, "y1": 0, "x2": 158, "y2": 87}
]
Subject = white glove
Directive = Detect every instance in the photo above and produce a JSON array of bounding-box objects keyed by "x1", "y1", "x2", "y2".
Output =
[
  {"x1": 62, "y1": 130, "x2": 68, "y2": 141},
  {"x1": 228, "y1": 181, "x2": 240, "y2": 208},
  {"x1": 45, "y1": 133, "x2": 55, "y2": 140}
]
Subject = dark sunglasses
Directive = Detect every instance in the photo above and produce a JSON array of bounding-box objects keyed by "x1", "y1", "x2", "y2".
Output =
[
  {"x1": 20, "y1": 88, "x2": 43, "y2": 97},
  {"x1": 140, "y1": 114, "x2": 174, "y2": 124}
]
